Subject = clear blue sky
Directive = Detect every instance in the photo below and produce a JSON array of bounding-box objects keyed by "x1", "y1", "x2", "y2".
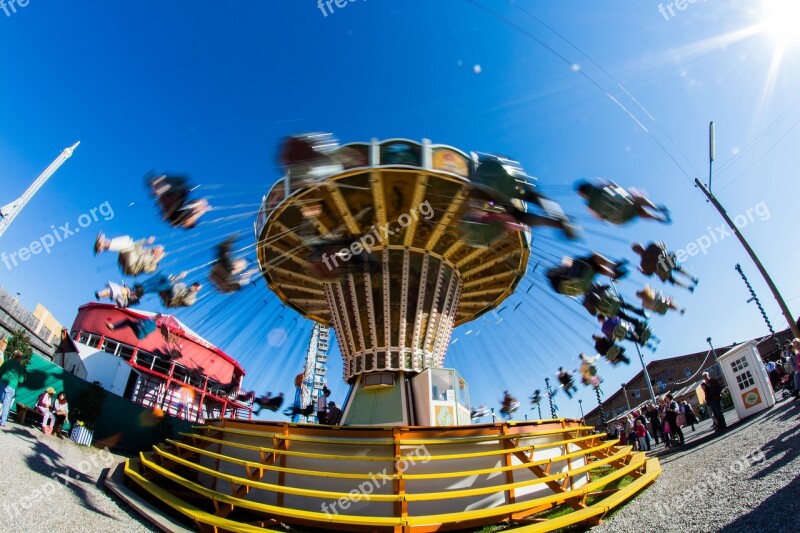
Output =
[{"x1": 1, "y1": 0, "x2": 799, "y2": 420}]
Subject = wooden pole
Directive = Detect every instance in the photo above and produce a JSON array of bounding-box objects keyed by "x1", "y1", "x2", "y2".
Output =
[{"x1": 695, "y1": 179, "x2": 800, "y2": 339}]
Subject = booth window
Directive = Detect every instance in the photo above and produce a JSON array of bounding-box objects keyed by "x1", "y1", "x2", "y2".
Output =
[
  {"x1": 736, "y1": 371, "x2": 755, "y2": 391},
  {"x1": 430, "y1": 369, "x2": 455, "y2": 402},
  {"x1": 731, "y1": 357, "x2": 749, "y2": 373},
  {"x1": 457, "y1": 376, "x2": 469, "y2": 408},
  {"x1": 363, "y1": 372, "x2": 394, "y2": 389}
]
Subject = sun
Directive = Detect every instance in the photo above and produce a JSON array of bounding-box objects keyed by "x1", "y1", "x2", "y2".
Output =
[{"x1": 761, "y1": 0, "x2": 800, "y2": 47}]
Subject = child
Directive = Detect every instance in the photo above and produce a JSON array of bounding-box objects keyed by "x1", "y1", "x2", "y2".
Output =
[{"x1": 635, "y1": 419, "x2": 647, "y2": 452}]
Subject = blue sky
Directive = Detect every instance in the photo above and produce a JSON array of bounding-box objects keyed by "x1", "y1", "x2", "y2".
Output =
[{"x1": 1, "y1": 0, "x2": 799, "y2": 420}]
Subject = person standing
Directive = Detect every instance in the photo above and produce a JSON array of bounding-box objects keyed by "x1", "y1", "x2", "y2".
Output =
[
  {"x1": 327, "y1": 401, "x2": 341, "y2": 425},
  {"x1": 665, "y1": 394, "x2": 684, "y2": 446},
  {"x1": 634, "y1": 419, "x2": 648, "y2": 452},
  {"x1": 0, "y1": 351, "x2": 27, "y2": 428},
  {"x1": 682, "y1": 401, "x2": 698, "y2": 431},
  {"x1": 659, "y1": 399, "x2": 672, "y2": 448},
  {"x1": 635, "y1": 410, "x2": 652, "y2": 451},
  {"x1": 791, "y1": 339, "x2": 800, "y2": 401},
  {"x1": 646, "y1": 404, "x2": 662, "y2": 446},
  {"x1": 317, "y1": 388, "x2": 331, "y2": 424},
  {"x1": 703, "y1": 372, "x2": 727, "y2": 431},
  {"x1": 626, "y1": 414, "x2": 637, "y2": 449}
]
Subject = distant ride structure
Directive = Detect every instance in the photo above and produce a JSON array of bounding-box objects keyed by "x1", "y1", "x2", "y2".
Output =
[
  {"x1": 0, "y1": 142, "x2": 80, "y2": 238},
  {"x1": 64, "y1": 303, "x2": 252, "y2": 422},
  {"x1": 291, "y1": 323, "x2": 331, "y2": 423}
]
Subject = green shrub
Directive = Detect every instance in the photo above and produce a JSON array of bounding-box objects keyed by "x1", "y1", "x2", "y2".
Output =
[
  {"x1": 721, "y1": 388, "x2": 734, "y2": 409},
  {"x1": 73, "y1": 381, "x2": 107, "y2": 428}
]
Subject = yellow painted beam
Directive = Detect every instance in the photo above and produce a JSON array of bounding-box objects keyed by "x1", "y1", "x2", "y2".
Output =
[{"x1": 124, "y1": 460, "x2": 279, "y2": 532}]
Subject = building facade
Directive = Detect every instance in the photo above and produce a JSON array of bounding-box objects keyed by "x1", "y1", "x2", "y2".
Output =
[{"x1": 0, "y1": 285, "x2": 62, "y2": 359}]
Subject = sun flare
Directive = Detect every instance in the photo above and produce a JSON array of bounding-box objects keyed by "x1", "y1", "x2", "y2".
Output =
[{"x1": 761, "y1": 0, "x2": 800, "y2": 47}]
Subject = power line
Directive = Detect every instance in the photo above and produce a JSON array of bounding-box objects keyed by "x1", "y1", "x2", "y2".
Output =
[{"x1": 463, "y1": 0, "x2": 697, "y2": 187}]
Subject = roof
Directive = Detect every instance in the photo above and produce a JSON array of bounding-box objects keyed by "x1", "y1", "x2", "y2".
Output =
[
  {"x1": 670, "y1": 379, "x2": 703, "y2": 399},
  {"x1": 75, "y1": 303, "x2": 246, "y2": 375},
  {"x1": 56, "y1": 330, "x2": 80, "y2": 354}
]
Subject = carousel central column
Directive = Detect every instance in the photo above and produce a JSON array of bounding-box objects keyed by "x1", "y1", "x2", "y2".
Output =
[{"x1": 324, "y1": 248, "x2": 462, "y2": 425}]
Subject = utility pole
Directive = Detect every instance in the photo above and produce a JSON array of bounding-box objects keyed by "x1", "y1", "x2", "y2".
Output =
[
  {"x1": 707, "y1": 337, "x2": 719, "y2": 365},
  {"x1": 545, "y1": 378, "x2": 557, "y2": 418},
  {"x1": 595, "y1": 386, "x2": 607, "y2": 429},
  {"x1": 610, "y1": 281, "x2": 657, "y2": 404},
  {"x1": 0, "y1": 142, "x2": 80, "y2": 238},
  {"x1": 698, "y1": 123, "x2": 799, "y2": 339},
  {"x1": 530, "y1": 391, "x2": 543, "y2": 420},
  {"x1": 735, "y1": 263, "x2": 782, "y2": 351},
  {"x1": 631, "y1": 342, "x2": 657, "y2": 404},
  {"x1": 622, "y1": 383, "x2": 632, "y2": 411}
]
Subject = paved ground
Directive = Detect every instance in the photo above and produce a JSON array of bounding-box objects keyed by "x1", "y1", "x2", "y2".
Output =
[
  {"x1": 0, "y1": 422, "x2": 156, "y2": 533},
  {"x1": 594, "y1": 397, "x2": 800, "y2": 532}
]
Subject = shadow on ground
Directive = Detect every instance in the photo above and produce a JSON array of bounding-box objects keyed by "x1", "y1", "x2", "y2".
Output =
[
  {"x1": 5, "y1": 425, "x2": 131, "y2": 523},
  {"x1": 720, "y1": 472, "x2": 800, "y2": 532}
]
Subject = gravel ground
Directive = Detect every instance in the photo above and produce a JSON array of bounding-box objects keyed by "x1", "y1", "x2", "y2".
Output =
[
  {"x1": 0, "y1": 422, "x2": 157, "y2": 533},
  {"x1": 594, "y1": 397, "x2": 800, "y2": 533}
]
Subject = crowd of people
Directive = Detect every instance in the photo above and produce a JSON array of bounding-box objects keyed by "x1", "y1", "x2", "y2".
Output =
[
  {"x1": 611, "y1": 395, "x2": 694, "y2": 451},
  {"x1": 767, "y1": 338, "x2": 800, "y2": 399},
  {"x1": 608, "y1": 371, "x2": 727, "y2": 452}
]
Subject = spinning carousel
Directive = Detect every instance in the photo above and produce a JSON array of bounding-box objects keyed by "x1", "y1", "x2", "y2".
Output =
[{"x1": 118, "y1": 136, "x2": 661, "y2": 533}]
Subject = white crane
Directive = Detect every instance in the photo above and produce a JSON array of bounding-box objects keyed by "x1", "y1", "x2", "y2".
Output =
[{"x1": 0, "y1": 141, "x2": 80, "y2": 238}]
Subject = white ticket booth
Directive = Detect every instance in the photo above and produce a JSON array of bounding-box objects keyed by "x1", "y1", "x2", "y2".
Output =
[
  {"x1": 411, "y1": 368, "x2": 471, "y2": 426},
  {"x1": 717, "y1": 341, "x2": 776, "y2": 419}
]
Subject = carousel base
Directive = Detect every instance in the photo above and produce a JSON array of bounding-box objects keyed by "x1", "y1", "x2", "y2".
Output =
[{"x1": 117, "y1": 418, "x2": 660, "y2": 532}]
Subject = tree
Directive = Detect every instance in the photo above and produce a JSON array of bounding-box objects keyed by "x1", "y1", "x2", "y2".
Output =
[
  {"x1": 72, "y1": 381, "x2": 107, "y2": 428},
  {"x1": 5, "y1": 329, "x2": 33, "y2": 366}
]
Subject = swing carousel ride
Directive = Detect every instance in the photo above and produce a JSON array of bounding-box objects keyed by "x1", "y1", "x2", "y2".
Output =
[{"x1": 120, "y1": 135, "x2": 666, "y2": 532}]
